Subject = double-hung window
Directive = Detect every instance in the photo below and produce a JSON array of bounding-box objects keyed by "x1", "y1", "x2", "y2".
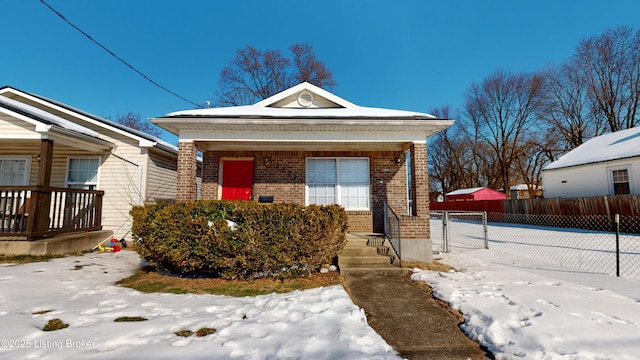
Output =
[
  {"x1": 610, "y1": 168, "x2": 631, "y2": 195},
  {"x1": 306, "y1": 158, "x2": 370, "y2": 210},
  {"x1": 66, "y1": 157, "x2": 100, "y2": 190},
  {"x1": 0, "y1": 157, "x2": 30, "y2": 186}
]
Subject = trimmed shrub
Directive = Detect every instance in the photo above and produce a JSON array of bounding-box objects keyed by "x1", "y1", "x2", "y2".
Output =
[{"x1": 131, "y1": 201, "x2": 347, "y2": 279}]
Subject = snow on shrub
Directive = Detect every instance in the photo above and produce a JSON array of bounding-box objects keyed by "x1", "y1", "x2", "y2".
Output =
[{"x1": 130, "y1": 200, "x2": 347, "y2": 279}]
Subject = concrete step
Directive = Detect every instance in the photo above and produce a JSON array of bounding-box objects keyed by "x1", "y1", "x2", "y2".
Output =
[
  {"x1": 338, "y1": 255, "x2": 391, "y2": 267},
  {"x1": 338, "y1": 246, "x2": 379, "y2": 257},
  {"x1": 345, "y1": 237, "x2": 369, "y2": 246},
  {"x1": 339, "y1": 264, "x2": 408, "y2": 277}
]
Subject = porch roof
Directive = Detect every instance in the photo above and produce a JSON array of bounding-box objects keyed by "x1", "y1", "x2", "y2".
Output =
[{"x1": 0, "y1": 96, "x2": 114, "y2": 151}]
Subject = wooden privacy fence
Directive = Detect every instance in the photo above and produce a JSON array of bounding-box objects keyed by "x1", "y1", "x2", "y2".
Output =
[
  {"x1": 431, "y1": 195, "x2": 640, "y2": 217},
  {"x1": 503, "y1": 195, "x2": 640, "y2": 217},
  {"x1": 431, "y1": 195, "x2": 640, "y2": 233}
]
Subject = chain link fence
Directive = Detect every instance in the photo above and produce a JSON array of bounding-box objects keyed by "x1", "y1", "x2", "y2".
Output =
[{"x1": 431, "y1": 211, "x2": 640, "y2": 279}]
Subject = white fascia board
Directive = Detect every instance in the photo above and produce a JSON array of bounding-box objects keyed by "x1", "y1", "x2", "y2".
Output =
[
  {"x1": 2, "y1": 88, "x2": 150, "y2": 146},
  {"x1": 179, "y1": 129, "x2": 431, "y2": 143},
  {"x1": 0, "y1": 134, "x2": 47, "y2": 140},
  {"x1": 154, "y1": 117, "x2": 453, "y2": 128}
]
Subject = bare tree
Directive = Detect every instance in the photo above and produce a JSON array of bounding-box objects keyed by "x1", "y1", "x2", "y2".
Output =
[
  {"x1": 463, "y1": 70, "x2": 544, "y2": 192},
  {"x1": 114, "y1": 112, "x2": 162, "y2": 138},
  {"x1": 215, "y1": 43, "x2": 336, "y2": 106},
  {"x1": 573, "y1": 26, "x2": 640, "y2": 132},
  {"x1": 513, "y1": 129, "x2": 561, "y2": 197},
  {"x1": 290, "y1": 43, "x2": 337, "y2": 89},
  {"x1": 540, "y1": 63, "x2": 604, "y2": 149},
  {"x1": 428, "y1": 106, "x2": 479, "y2": 195}
]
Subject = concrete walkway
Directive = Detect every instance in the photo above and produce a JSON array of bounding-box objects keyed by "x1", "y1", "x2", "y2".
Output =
[{"x1": 339, "y1": 234, "x2": 492, "y2": 360}]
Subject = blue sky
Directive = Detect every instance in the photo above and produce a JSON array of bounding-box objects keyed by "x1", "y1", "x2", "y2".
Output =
[{"x1": 3, "y1": 1, "x2": 639, "y2": 144}]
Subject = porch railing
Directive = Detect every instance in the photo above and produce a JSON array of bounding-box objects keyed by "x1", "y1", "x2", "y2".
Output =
[
  {"x1": 0, "y1": 186, "x2": 104, "y2": 240},
  {"x1": 383, "y1": 201, "x2": 402, "y2": 267}
]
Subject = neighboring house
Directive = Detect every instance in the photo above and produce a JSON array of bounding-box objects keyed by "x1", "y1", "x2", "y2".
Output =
[
  {"x1": 445, "y1": 187, "x2": 506, "y2": 201},
  {"x1": 0, "y1": 86, "x2": 191, "y2": 244},
  {"x1": 543, "y1": 127, "x2": 640, "y2": 198},
  {"x1": 509, "y1": 184, "x2": 543, "y2": 199},
  {"x1": 151, "y1": 82, "x2": 453, "y2": 262}
]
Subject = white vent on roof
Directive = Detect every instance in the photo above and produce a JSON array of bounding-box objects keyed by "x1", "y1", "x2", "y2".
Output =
[{"x1": 297, "y1": 91, "x2": 314, "y2": 107}]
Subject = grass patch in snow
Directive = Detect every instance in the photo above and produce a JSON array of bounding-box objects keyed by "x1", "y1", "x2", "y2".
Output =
[
  {"x1": 114, "y1": 316, "x2": 147, "y2": 322},
  {"x1": 32, "y1": 309, "x2": 54, "y2": 315},
  {"x1": 116, "y1": 267, "x2": 344, "y2": 297},
  {"x1": 403, "y1": 259, "x2": 455, "y2": 272},
  {"x1": 0, "y1": 254, "x2": 67, "y2": 264},
  {"x1": 175, "y1": 327, "x2": 216, "y2": 337},
  {"x1": 43, "y1": 319, "x2": 69, "y2": 331}
]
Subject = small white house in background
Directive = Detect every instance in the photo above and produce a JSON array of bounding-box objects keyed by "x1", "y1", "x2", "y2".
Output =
[
  {"x1": 0, "y1": 86, "x2": 194, "y2": 241},
  {"x1": 542, "y1": 127, "x2": 640, "y2": 198}
]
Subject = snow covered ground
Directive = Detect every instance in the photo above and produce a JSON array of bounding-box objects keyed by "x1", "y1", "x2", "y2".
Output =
[
  {"x1": 430, "y1": 217, "x2": 640, "y2": 279},
  {"x1": 0, "y1": 251, "x2": 400, "y2": 360},
  {"x1": 412, "y1": 249, "x2": 640, "y2": 360},
  {"x1": 2, "y1": 243, "x2": 640, "y2": 359}
]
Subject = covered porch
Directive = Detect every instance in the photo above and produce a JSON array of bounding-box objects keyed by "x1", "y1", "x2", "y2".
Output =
[{"x1": 152, "y1": 83, "x2": 454, "y2": 262}]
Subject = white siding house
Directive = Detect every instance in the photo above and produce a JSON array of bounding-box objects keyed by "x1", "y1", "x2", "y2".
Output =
[
  {"x1": 0, "y1": 86, "x2": 191, "y2": 240},
  {"x1": 542, "y1": 127, "x2": 640, "y2": 198}
]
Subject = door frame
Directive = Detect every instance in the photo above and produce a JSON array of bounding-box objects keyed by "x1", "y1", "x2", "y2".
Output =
[{"x1": 218, "y1": 157, "x2": 254, "y2": 200}]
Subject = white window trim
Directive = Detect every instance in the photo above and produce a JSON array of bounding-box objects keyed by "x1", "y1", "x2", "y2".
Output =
[
  {"x1": 607, "y1": 165, "x2": 632, "y2": 195},
  {"x1": 65, "y1": 156, "x2": 102, "y2": 190},
  {"x1": 305, "y1": 157, "x2": 371, "y2": 211},
  {"x1": 0, "y1": 156, "x2": 31, "y2": 186}
]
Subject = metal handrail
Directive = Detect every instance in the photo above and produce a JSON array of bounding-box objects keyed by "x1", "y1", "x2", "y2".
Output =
[{"x1": 383, "y1": 201, "x2": 402, "y2": 267}]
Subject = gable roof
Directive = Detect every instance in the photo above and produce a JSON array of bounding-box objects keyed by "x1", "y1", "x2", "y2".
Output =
[
  {"x1": 152, "y1": 83, "x2": 453, "y2": 149},
  {"x1": 0, "y1": 86, "x2": 177, "y2": 154},
  {"x1": 544, "y1": 127, "x2": 640, "y2": 170},
  {"x1": 253, "y1": 82, "x2": 357, "y2": 109},
  {"x1": 161, "y1": 82, "x2": 437, "y2": 120}
]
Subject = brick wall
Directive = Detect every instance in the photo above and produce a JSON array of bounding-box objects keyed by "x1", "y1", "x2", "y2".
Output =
[
  {"x1": 176, "y1": 141, "x2": 197, "y2": 202},
  {"x1": 175, "y1": 141, "x2": 433, "y2": 260},
  {"x1": 201, "y1": 151, "x2": 219, "y2": 199},
  {"x1": 401, "y1": 143, "x2": 430, "y2": 239},
  {"x1": 202, "y1": 151, "x2": 408, "y2": 232}
]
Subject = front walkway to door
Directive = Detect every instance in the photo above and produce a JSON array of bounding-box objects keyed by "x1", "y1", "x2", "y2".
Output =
[{"x1": 338, "y1": 234, "x2": 492, "y2": 359}]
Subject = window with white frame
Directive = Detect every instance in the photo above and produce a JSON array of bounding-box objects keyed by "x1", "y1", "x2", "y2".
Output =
[
  {"x1": 0, "y1": 157, "x2": 30, "y2": 186},
  {"x1": 306, "y1": 158, "x2": 370, "y2": 210},
  {"x1": 610, "y1": 168, "x2": 631, "y2": 195},
  {"x1": 66, "y1": 157, "x2": 100, "y2": 190}
]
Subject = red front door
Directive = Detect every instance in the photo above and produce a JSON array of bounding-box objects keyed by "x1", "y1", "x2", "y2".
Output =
[{"x1": 221, "y1": 160, "x2": 254, "y2": 200}]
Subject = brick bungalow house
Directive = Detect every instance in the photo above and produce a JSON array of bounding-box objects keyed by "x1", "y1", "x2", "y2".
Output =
[{"x1": 151, "y1": 83, "x2": 453, "y2": 262}]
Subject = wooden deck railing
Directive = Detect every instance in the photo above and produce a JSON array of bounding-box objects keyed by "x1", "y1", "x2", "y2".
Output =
[{"x1": 0, "y1": 186, "x2": 104, "y2": 240}]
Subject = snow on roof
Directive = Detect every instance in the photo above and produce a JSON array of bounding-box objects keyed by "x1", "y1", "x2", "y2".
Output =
[
  {"x1": 544, "y1": 127, "x2": 640, "y2": 170},
  {"x1": 510, "y1": 184, "x2": 543, "y2": 190},
  {"x1": 446, "y1": 187, "x2": 486, "y2": 196},
  {"x1": 0, "y1": 95, "x2": 100, "y2": 138},
  {"x1": 0, "y1": 86, "x2": 178, "y2": 154},
  {"x1": 163, "y1": 105, "x2": 436, "y2": 119},
  {"x1": 25, "y1": 90, "x2": 178, "y2": 153}
]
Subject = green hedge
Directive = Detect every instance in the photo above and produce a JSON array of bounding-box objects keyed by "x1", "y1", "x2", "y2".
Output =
[{"x1": 130, "y1": 201, "x2": 348, "y2": 279}]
